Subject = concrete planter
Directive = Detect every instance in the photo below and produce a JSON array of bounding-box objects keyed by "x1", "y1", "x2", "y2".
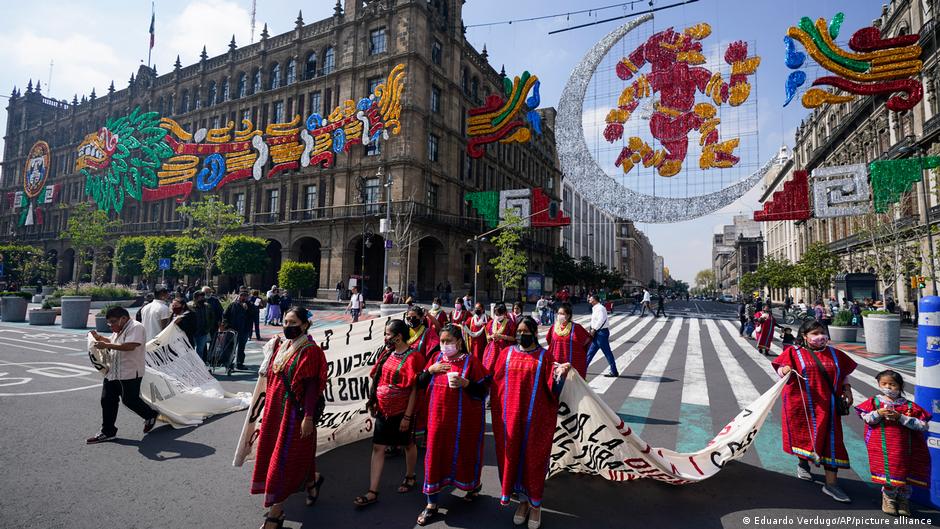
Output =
[
  {"x1": 60, "y1": 296, "x2": 92, "y2": 329},
  {"x1": 95, "y1": 315, "x2": 111, "y2": 332},
  {"x1": 21, "y1": 286, "x2": 37, "y2": 295},
  {"x1": 827, "y1": 325, "x2": 858, "y2": 343},
  {"x1": 89, "y1": 299, "x2": 135, "y2": 310},
  {"x1": 862, "y1": 313, "x2": 901, "y2": 355},
  {"x1": 380, "y1": 303, "x2": 409, "y2": 318},
  {"x1": 41, "y1": 285, "x2": 56, "y2": 296},
  {"x1": 1, "y1": 296, "x2": 28, "y2": 322},
  {"x1": 31, "y1": 294, "x2": 44, "y2": 304},
  {"x1": 28, "y1": 309, "x2": 57, "y2": 325}
]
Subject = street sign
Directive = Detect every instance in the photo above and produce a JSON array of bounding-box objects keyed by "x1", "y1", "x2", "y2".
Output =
[
  {"x1": 385, "y1": 240, "x2": 393, "y2": 249},
  {"x1": 158, "y1": 258, "x2": 171, "y2": 270}
]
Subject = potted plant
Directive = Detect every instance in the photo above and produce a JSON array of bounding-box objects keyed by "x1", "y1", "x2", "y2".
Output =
[
  {"x1": 95, "y1": 305, "x2": 118, "y2": 332},
  {"x1": 60, "y1": 285, "x2": 91, "y2": 329},
  {"x1": 29, "y1": 300, "x2": 58, "y2": 326},
  {"x1": 862, "y1": 309, "x2": 901, "y2": 355},
  {"x1": 827, "y1": 310, "x2": 857, "y2": 343},
  {"x1": 0, "y1": 291, "x2": 31, "y2": 322}
]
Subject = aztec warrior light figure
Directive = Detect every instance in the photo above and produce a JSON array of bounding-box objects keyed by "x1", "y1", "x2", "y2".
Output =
[
  {"x1": 603, "y1": 23, "x2": 760, "y2": 178},
  {"x1": 76, "y1": 64, "x2": 405, "y2": 214}
]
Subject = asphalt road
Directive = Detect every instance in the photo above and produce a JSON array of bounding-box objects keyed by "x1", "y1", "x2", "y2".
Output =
[{"x1": 0, "y1": 301, "x2": 936, "y2": 529}]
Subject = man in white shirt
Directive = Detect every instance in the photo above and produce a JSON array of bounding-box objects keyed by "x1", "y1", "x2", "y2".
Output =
[
  {"x1": 86, "y1": 306, "x2": 159, "y2": 443},
  {"x1": 586, "y1": 294, "x2": 619, "y2": 377},
  {"x1": 641, "y1": 289, "x2": 652, "y2": 317},
  {"x1": 140, "y1": 287, "x2": 172, "y2": 341},
  {"x1": 347, "y1": 285, "x2": 364, "y2": 322}
]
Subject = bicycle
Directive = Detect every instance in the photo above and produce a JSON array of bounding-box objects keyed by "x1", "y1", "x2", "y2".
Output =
[{"x1": 783, "y1": 309, "x2": 816, "y2": 326}]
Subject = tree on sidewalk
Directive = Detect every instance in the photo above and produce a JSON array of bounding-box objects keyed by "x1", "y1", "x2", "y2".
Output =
[
  {"x1": 694, "y1": 269, "x2": 717, "y2": 296},
  {"x1": 489, "y1": 208, "x2": 528, "y2": 301},
  {"x1": 856, "y1": 205, "x2": 925, "y2": 301},
  {"x1": 216, "y1": 235, "x2": 268, "y2": 286},
  {"x1": 797, "y1": 242, "x2": 840, "y2": 301},
  {"x1": 59, "y1": 202, "x2": 122, "y2": 283},
  {"x1": 389, "y1": 196, "x2": 419, "y2": 296},
  {"x1": 176, "y1": 197, "x2": 244, "y2": 285}
]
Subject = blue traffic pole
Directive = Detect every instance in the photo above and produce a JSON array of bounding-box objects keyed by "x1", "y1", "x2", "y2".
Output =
[{"x1": 914, "y1": 296, "x2": 940, "y2": 508}]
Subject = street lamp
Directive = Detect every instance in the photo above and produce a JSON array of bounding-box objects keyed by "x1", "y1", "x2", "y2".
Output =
[{"x1": 379, "y1": 166, "x2": 393, "y2": 294}]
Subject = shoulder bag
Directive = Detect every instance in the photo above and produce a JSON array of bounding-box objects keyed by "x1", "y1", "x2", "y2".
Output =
[{"x1": 804, "y1": 346, "x2": 850, "y2": 416}]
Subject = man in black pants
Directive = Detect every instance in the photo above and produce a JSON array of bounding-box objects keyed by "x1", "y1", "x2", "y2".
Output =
[
  {"x1": 224, "y1": 288, "x2": 253, "y2": 370},
  {"x1": 655, "y1": 289, "x2": 667, "y2": 318},
  {"x1": 86, "y1": 307, "x2": 159, "y2": 443}
]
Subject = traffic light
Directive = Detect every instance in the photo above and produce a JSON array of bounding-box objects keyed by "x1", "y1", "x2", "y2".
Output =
[
  {"x1": 919, "y1": 276, "x2": 927, "y2": 289},
  {"x1": 912, "y1": 276, "x2": 918, "y2": 289}
]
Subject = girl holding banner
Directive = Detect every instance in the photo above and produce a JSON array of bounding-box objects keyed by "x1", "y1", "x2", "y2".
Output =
[
  {"x1": 251, "y1": 308, "x2": 328, "y2": 529},
  {"x1": 491, "y1": 316, "x2": 571, "y2": 529},
  {"x1": 414, "y1": 324, "x2": 489, "y2": 526},
  {"x1": 545, "y1": 303, "x2": 592, "y2": 378}
]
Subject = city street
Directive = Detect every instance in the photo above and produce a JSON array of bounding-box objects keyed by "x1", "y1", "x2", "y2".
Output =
[{"x1": 0, "y1": 301, "x2": 934, "y2": 529}]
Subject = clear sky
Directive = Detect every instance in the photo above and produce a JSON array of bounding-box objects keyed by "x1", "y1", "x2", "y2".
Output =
[{"x1": 0, "y1": 0, "x2": 886, "y2": 282}]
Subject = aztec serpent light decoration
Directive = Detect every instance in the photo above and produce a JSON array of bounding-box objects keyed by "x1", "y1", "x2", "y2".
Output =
[
  {"x1": 78, "y1": 64, "x2": 406, "y2": 214},
  {"x1": 9, "y1": 140, "x2": 60, "y2": 226},
  {"x1": 783, "y1": 12, "x2": 923, "y2": 111},
  {"x1": 557, "y1": 14, "x2": 782, "y2": 223},
  {"x1": 604, "y1": 22, "x2": 759, "y2": 178},
  {"x1": 466, "y1": 71, "x2": 541, "y2": 158}
]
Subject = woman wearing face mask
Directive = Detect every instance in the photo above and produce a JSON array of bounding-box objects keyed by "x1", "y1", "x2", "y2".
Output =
[
  {"x1": 449, "y1": 300, "x2": 469, "y2": 326},
  {"x1": 427, "y1": 297, "x2": 447, "y2": 329},
  {"x1": 491, "y1": 317, "x2": 570, "y2": 529},
  {"x1": 510, "y1": 302, "x2": 525, "y2": 325},
  {"x1": 413, "y1": 325, "x2": 489, "y2": 525},
  {"x1": 466, "y1": 303, "x2": 489, "y2": 364},
  {"x1": 405, "y1": 306, "x2": 439, "y2": 443},
  {"x1": 772, "y1": 320, "x2": 857, "y2": 504},
  {"x1": 251, "y1": 307, "x2": 328, "y2": 529},
  {"x1": 545, "y1": 303, "x2": 592, "y2": 378},
  {"x1": 355, "y1": 319, "x2": 424, "y2": 508},
  {"x1": 482, "y1": 303, "x2": 517, "y2": 374}
]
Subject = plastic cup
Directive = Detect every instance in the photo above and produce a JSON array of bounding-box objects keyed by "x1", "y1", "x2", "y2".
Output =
[{"x1": 447, "y1": 371, "x2": 460, "y2": 388}]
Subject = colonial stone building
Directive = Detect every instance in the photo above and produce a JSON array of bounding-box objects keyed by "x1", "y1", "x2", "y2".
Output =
[{"x1": 1, "y1": 0, "x2": 563, "y2": 301}]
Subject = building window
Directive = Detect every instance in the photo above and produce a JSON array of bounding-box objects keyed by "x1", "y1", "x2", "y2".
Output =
[
  {"x1": 303, "y1": 184, "x2": 318, "y2": 219},
  {"x1": 237, "y1": 73, "x2": 247, "y2": 98},
  {"x1": 220, "y1": 77, "x2": 230, "y2": 102},
  {"x1": 267, "y1": 188, "x2": 280, "y2": 220},
  {"x1": 427, "y1": 182, "x2": 439, "y2": 209},
  {"x1": 431, "y1": 39, "x2": 442, "y2": 66},
  {"x1": 207, "y1": 82, "x2": 216, "y2": 107},
  {"x1": 365, "y1": 139, "x2": 381, "y2": 156},
  {"x1": 369, "y1": 27, "x2": 387, "y2": 55},
  {"x1": 428, "y1": 133, "x2": 439, "y2": 162},
  {"x1": 272, "y1": 101, "x2": 284, "y2": 123},
  {"x1": 309, "y1": 91, "x2": 322, "y2": 116},
  {"x1": 193, "y1": 88, "x2": 201, "y2": 109},
  {"x1": 234, "y1": 193, "x2": 245, "y2": 215},
  {"x1": 269, "y1": 63, "x2": 281, "y2": 90},
  {"x1": 323, "y1": 47, "x2": 335, "y2": 75},
  {"x1": 305, "y1": 52, "x2": 318, "y2": 79},
  {"x1": 252, "y1": 69, "x2": 262, "y2": 93},
  {"x1": 431, "y1": 85, "x2": 441, "y2": 113},
  {"x1": 180, "y1": 90, "x2": 190, "y2": 113},
  {"x1": 364, "y1": 177, "x2": 381, "y2": 214},
  {"x1": 368, "y1": 76, "x2": 383, "y2": 94},
  {"x1": 241, "y1": 109, "x2": 251, "y2": 124},
  {"x1": 212, "y1": 115, "x2": 221, "y2": 129},
  {"x1": 285, "y1": 59, "x2": 296, "y2": 85}
]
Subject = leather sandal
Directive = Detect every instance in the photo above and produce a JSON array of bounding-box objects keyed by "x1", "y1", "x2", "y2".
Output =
[
  {"x1": 397, "y1": 474, "x2": 417, "y2": 493},
  {"x1": 305, "y1": 474, "x2": 325, "y2": 506},
  {"x1": 260, "y1": 513, "x2": 284, "y2": 529},
  {"x1": 416, "y1": 506, "x2": 440, "y2": 526},
  {"x1": 353, "y1": 490, "x2": 378, "y2": 508}
]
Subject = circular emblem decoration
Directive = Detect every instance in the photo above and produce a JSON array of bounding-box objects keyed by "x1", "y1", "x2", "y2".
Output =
[{"x1": 23, "y1": 140, "x2": 51, "y2": 198}]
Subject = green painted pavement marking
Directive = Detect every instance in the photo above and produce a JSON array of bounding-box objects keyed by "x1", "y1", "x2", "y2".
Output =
[
  {"x1": 676, "y1": 402, "x2": 714, "y2": 454},
  {"x1": 617, "y1": 397, "x2": 654, "y2": 438}
]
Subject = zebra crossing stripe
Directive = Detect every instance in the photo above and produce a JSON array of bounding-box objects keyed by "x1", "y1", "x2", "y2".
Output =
[
  {"x1": 681, "y1": 318, "x2": 708, "y2": 406},
  {"x1": 587, "y1": 316, "x2": 643, "y2": 369},
  {"x1": 629, "y1": 318, "x2": 684, "y2": 400},
  {"x1": 703, "y1": 319, "x2": 760, "y2": 407},
  {"x1": 590, "y1": 319, "x2": 668, "y2": 394}
]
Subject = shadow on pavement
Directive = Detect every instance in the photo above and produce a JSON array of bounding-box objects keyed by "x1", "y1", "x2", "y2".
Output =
[{"x1": 111, "y1": 417, "x2": 220, "y2": 461}]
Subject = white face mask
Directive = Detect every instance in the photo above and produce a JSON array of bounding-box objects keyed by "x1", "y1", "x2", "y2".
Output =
[
  {"x1": 432, "y1": 303, "x2": 440, "y2": 310},
  {"x1": 557, "y1": 314, "x2": 568, "y2": 324},
  {"x1": 441, "y1": 342, "x2": 459, "y2": 357},
  {"x1": 880, "y1": 388, "x2": 900, "y2": 400},
  {"x1": 495, "y1": 315, "x2": 505, "y2": 322}
]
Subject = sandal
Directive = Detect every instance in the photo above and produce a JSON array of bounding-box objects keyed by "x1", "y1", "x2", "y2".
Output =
[
  {"x1": 353, "y1": 490, "x2": 378, "y2": 508},
  {"x1": 463, "y1": 485, "x2": 482, "y2": 502},
  {"x1": 397, "y1": 474, "x2": 417, "y2": 493},
  {"x1": 416, "y1": 506, "x2": 440, "y2": 526},
  {"x1": 305, "y1": 474, "x2": 325, "y2": 506},
  {"x1": 260, "y1": 513, "x2": 284, "y2": 529}
]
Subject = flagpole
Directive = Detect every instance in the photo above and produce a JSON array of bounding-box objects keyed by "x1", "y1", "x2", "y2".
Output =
[{"x1": 147, "y1": 1, "x2": 154, "y2": 69}]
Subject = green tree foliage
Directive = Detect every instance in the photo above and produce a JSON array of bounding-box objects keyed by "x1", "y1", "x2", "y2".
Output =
[
  {"x1": 176, "y1": 197, "x2": 244, "y2": 284},
  {"x1": 59, "y1": 202, "x2": 122, "y2": 283},
  {"x1": 547, "y1": 248, "x2": 579, "y2": 288},
  {"x1": 489, "y1": 209, "x2": 528, "y2": 301},
  {"x1": 142, "y1": 236, "x2": 180, "y2": 280},
  {"x1": 174, "y1": 237, "x2": 209, "y2": 277},
  {"x1": 797, "y1": 242, "x2": 841, "y2": 299},
  {"x1": 0, "y1": 244, "x2": 51, "y2": 285},
  {"x1": 113, "y1": 237, "x2": 147, "y2": 277},
  {"x1": 754, "y1": 256, "x2": 799, "y2": 295},
  {"x1": 216, "y1": 235, "x2": 269, "y2": 282},
  {"x1": 694, "y1": 269, "x2": 717, "y2": 294},
  {"x1": 739, "y1": 271, "x2": 761, "y2": 296},
  {"x1": 278, "y1": 260, "x2": 317, "y2": 296}
]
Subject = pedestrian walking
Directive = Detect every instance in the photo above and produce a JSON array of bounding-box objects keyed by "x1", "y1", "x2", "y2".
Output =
[
  {"x1": 654, "y1": 289, "x2": 667, "y2": 318},
  {"x1": 586, "y1": 294, "x2": 619, "y2": 377},
  {"x1": 189, "y1": 290, "x2": 212, "y2": 361},
  {"x1": 640, "y1": 289, "x2": 652, "y2": 316},
  {"x1": 407, "y1": 306, "x2": 441, "y2": 442},
  {"x1": 545, "y1": 303, "x2": 592, "y2": 378},
  {"x1": 347, "y1": 286, "x2": 364, "y2": 323},
  {"x1": 336, "y1": 281, "x2": 344, "y2": 301},
  {"x1": 204, "y1": 286, "x2": 224, "y2": 350},
  {"x1": 772, "y1": 320, "x2": 857, "y2": 503},
  {"x1": 86, "y1": 307, "x2": 160, "y2": 444},
  {"x1": 511, "y1": 301, "x2": 525, "y2": 325},
  {"x1": 224, "y1": 288, "x2": 253, "y2": 370},
  {"x1": 414, "y1": 324, "x2": 488, "y2": 525},
  {"x1": 266, "y1": 287, "x2": 282, "y2": 325},
  {"x1": 170, "y1": 294, "x2": 198, "y2": 346},
  {"x1": 140, "y1": 286, "x2": 172, "y2": 341},
  {"x1": 482, "y1": 303, "x2": 516, "y2": 374},
  {"x1": 250, "y1": 289, "x2": 265, "y2": 340},
  {"x1": 491, "y1": 316, "x2": 569, "y2": 529},
  {"x1": 383, "y1": 287, "x2": 394, "y2": 304},
  {"x1": 753, "y1": 302, "x2": 777, "y2": 356},
  {"x1": 135, "y1": 293, "x2": 154, "y2": 323},
  {"x1": 629, "y1": 290, "x2": 642, "y2": 315},
  {"x1": 855, "y1": 370, "x2": 931, "y2": 517},
  {"x1": 448, "y1": 301, "x2": 469, "y2": 326},
  {"x1": 252, "y1": 308, "x2": 328, "y2": 528},
  {"x1": 427, "y1": 297, "x2": 447, "y2": 329},
  {"x1": 738, "y1": 300, "x2": 748, "y2": 336},
  {"x1": 354, "y1": 319, "x2": 424, "y2": 508}
]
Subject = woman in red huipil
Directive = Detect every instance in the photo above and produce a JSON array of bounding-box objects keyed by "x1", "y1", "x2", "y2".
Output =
[
  {"x1": 251, "y1": 308, "x2": 328, "y2": 529},
  {"x1": 427, "y1": 297, "x2": 448, "y2": 329},
  {"x1": 448, "y1": 300, "x2": 470, "y2": 326},
  {"x1": 544, "y1": 303, "x2": 592, "y2": 378},
  {"x1": 491, "y1": 316, "x2": 570, "y2": 529},
  {"x1": 772, "y1": 320, "x2": 857, "y2": 504},
  {"x1": 753, "y1": 302, "x2": 778, "y2": 356},
  {"x1": 414, "y1": 324, "x2": 489, "y2": 525},
  {"x1": 406, "y1": 306, "x2": 440, "y2": 442},
  {"x1": 466, "y1": 302, "x2": 489, "y2": 365},
  {"x1": 482, "y1": 303, "x2": 517, "y2": 374}
]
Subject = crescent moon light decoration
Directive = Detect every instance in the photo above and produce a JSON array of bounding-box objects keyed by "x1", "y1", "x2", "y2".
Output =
[{"x1": 556, "y1": 14, "x2": 788, "y2": 223}]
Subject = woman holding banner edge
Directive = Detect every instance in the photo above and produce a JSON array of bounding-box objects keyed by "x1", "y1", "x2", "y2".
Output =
[{"x1": 250, "y1": 307, "x2": 328, "y2": 529}]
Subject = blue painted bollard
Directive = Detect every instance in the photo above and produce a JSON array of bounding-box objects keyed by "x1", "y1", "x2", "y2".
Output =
[{"x1": 914, "y1": 296, "x2": 940, "y2": 508}]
